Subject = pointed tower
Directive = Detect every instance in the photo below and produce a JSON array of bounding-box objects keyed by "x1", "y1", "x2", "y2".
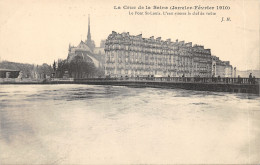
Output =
[
  {"x1": 68, "y1": 43, "x2": 71, "y2": 52},
  {"x1": 87, "y1": 14, "x2": 91, "y2": 42},
  {"x1": 86, "y1": 14, "x2": 95, "y2": 51}
]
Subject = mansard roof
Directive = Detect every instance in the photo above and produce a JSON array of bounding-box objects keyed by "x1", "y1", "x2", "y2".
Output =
[
  {"x1": 185, "y1": 42, "x2": 192, "y2": 47},
  {"x1": 107, "y1": 31, "x2": 211, "y2": 51}
]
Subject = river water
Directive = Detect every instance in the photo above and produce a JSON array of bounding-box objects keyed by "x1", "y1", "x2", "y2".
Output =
[{"x1": 0, "y1": 84, "x2": 259, "y2": 164}]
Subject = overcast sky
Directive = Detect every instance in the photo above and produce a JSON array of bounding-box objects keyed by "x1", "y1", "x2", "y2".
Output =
[{"x1": 0, "y1": 0, "x2": 259, "y2": 70}]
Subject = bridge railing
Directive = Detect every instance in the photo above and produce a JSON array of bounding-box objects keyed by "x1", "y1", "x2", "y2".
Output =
[
  {"x1": 147, "y1": 77, "x2": 259, "y2": 84},
  {"x1": 78, "y1": 77, "x2": 260, "y2": 85}
]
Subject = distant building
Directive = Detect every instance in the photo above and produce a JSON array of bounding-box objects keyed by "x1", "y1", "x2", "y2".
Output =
[
  {"x1": 67, "y1": 15, "x2": 105, "y2": 68},
  {"x1": 104, "y1": 31, "x2": 232, "y2": 77},
  {"x1": 224, "y1": 61, "x2": 233, "y2": 77},
  {"x1": 0, "y1": 69, "x2": 20, "y2": 78},
  {"x1": 100, "y1": 40, "x2": 106, "y2": 48},
  {"x1": 67, "y1": 41, "x2": 94, "y2": 64},
  {"x1": 212, "y1": 56, "x2": 233, "y2": 77}
]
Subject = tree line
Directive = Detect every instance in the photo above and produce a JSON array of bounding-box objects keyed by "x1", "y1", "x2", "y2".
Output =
[
  {"x1": 54, "y1": 56, "x2": 104, "y2": 79},
  {"x1": 0, "y1": 61, "x2": 53, "y2": 78},
  {"x1": 0, "y1": 55, "x2": 104, "y2": 79}
]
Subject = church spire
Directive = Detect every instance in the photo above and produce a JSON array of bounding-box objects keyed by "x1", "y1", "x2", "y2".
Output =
[
  {"x1": 87, "y1": 14, "x2": 91, "y2": 41},
  {"x1": 86, "y1": 14, "x2": 95, "y2": 51}
]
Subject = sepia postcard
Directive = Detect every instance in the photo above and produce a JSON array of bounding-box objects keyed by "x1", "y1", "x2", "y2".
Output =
[{"x1": 0, "y1": 0, "x2": 259, "y2": 164}]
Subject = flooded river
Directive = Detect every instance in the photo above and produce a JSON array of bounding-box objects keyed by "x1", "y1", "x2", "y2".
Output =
[{"x1": 0, "y1": 84, "x2": 259, "y2": 164}]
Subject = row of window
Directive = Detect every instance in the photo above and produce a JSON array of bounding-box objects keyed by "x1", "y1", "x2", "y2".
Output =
[
  {"x1": 106, "y1": 39, "x2": 181, "y2": 48},
  {"x1": 106, "y1": 54, "x2": 193, "y2": 61},
  {"x1": 105, "y1": 51, "x2": 209, "y2": 60},
  {"x1": 105, "y1": 42, "x2": 210, "y2": 53},
  {"x1": 106, "y1": 39, "x2": 202, "y2": 51}
]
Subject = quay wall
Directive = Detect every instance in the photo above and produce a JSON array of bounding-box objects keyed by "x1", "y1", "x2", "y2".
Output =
[
  {"x1": 73, "y1": 79, "x2": 259, "y2": 94},
  {"x1": 1, "y1": 77, "x2": 259, "y2": 94}
]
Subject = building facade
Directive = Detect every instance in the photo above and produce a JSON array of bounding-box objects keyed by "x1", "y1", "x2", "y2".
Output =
[
  {"x1": 212, "y1": 56, "x2": 233, "y2": 77},
  {"x1": 104, "y1": 31, "x2": 232, "y2": 78}
]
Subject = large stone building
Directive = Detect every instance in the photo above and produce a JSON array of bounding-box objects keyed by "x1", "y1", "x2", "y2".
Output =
[
  {"x1": 67, "y1": 15, "x2": 105, "y2": 68},
  {"x1": 104, "y1": 31, "x2": 233, "y2": 78}
]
